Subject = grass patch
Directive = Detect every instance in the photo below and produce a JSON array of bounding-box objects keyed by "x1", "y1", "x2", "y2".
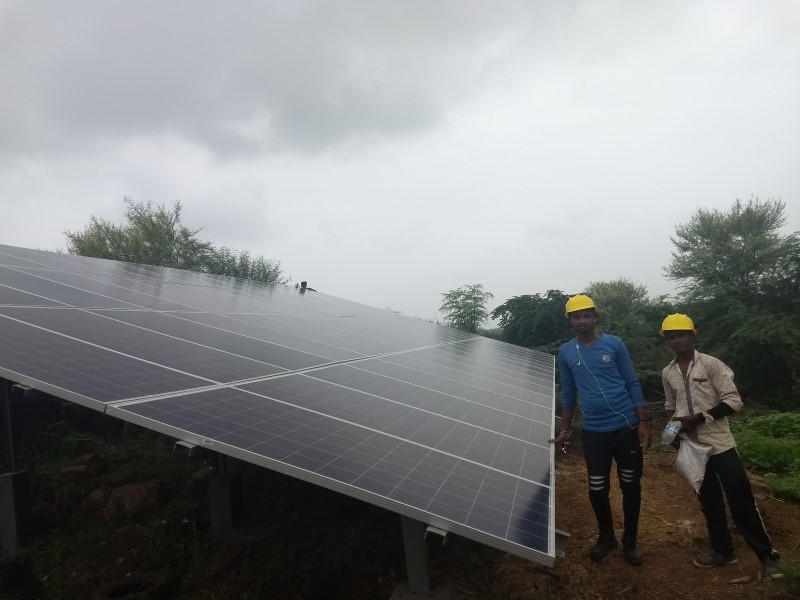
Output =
[{"x1": 731, "y1": 412, "x2": 800, "y2": 501}]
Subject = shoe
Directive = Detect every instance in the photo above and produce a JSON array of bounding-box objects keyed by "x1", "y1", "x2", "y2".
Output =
[
  {"x1": 590, "y1": 536, "x2": 618, "y2": 561},
  {"x1": 761, "y1": 558, "x2": 784, "y2": 580},
  {"x1": 623, "y1": 546, "x2": 644, "y2": 566},
  {"x1": 693, "y1": 550, "x2": 738, "y2": 568}
]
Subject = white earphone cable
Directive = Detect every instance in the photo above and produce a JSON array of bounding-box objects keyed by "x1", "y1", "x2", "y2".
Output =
[{"x1": 575, "y1": 343, "x2": 635, "y2": 430}]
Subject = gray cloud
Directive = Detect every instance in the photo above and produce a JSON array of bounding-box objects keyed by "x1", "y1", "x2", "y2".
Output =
[
  {"x1": 0, "y1": 0, "x2": 798, "y2": 321},
  {"x1": 0, "y1": 1, "x2": 564, "y2": 157}
]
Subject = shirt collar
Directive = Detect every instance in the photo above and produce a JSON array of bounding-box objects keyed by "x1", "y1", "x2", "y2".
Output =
[{"x1": 670, "y1": 349, "x2": 700, "y2": 367}]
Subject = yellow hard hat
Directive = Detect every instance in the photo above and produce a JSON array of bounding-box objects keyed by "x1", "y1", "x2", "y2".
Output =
[
  {"x1": 660, "y1": 313, "x2": 697, "y2": 336},
  {"x1": 565, "y1": 294, "x2": 596, "y2": 317}
]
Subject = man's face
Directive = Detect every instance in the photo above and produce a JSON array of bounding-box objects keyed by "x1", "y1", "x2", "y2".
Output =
[
  {"x1": 568, "y1": 309, "x2": 596, "y2": 333},
  {"x1": 664, "y1": 331, "x2": 695, "y2": 354}
]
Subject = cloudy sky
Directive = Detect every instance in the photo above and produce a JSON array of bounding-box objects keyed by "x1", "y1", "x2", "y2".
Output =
[{"x1": 1, "y1": 0, "x2": 798, "y2": 321}]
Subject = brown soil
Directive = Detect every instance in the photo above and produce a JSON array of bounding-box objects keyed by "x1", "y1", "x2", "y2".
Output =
[{"x1": 501, "y1": 448, "x2": 800, "y2": 600}]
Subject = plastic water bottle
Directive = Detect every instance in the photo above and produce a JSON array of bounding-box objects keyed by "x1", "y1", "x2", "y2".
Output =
[{"x1": 659, "y1": 420, "x2": 681, "y2": 449}]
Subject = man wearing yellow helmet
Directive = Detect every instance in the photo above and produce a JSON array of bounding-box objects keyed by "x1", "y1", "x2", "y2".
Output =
[
  {"x1": 550, "y1": 294, "x2": 651, "y2": 566},
  {"x1": 660, "y1": 314, "x2": 783, "y2": 579}
]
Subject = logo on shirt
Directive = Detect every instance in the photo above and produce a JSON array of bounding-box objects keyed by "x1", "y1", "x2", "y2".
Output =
[{"x1": 602, "y1": 354, "x2": 611, "y2": 363}]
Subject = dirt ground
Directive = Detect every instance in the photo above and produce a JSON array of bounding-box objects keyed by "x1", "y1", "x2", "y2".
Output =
[
  {"x1": 540, "y1": 447, "x2": 800, "y2": 600},
  {"x1": 174, "y1": 446, "x2": 800, "y2": 600},
  {"x1": 4, "y1": 412, "x2": 799, "y2": 600}
]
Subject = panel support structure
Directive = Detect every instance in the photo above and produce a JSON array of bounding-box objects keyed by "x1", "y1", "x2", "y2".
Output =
[
  {"x1": 0, "y1": 471, "x2": 33, "y2": 553},
  {"x1": 0, "y1": 380, "x2": 33, "y2": 553},
  {"x1": 390, "y1": 516, "x2": 457, "y2": 600},
  {"x1": 208, "y1": 453, "x2": 243, "y2": 549},
  {"x1": 555, "y1": 529, "x2": 570, "y2": 558},
  {"x1": 2, "y1": 379, "x2": 16, "y2": 473}
]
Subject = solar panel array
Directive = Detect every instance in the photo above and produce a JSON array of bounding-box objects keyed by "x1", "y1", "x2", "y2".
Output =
[{"x1": 0, "y1": 244, "x2": 558, "y2": 565}]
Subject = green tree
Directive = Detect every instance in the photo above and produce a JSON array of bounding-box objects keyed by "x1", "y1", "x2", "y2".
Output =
[
  {"x1": 667, "y1": 197, "x2": 799, "y2": 302},
  {"x1": 65, "y1": 198, "x2": 286, "y2": 284},
  {"x1": 439, "y1": 284, "x2": 493, "y2": 333},
  {"x1": 666, "y1": 197, "x2": 800, "y2": 407},
  {"x1": 205, "y1": 246, "x2": 283, "y2": 282},
  {"x1": 490, "y1": 290, "x2": 573, "y2": 353}
]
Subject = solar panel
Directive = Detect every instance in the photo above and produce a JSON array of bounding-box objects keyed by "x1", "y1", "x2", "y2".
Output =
[{"x1": 0, "y1": 243, "x2": 559, "y2": 565}]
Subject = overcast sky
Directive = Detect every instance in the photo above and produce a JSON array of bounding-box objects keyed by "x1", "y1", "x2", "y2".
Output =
[{"x1": 1, "y1": 0, "x2": 798, "y2": 322}]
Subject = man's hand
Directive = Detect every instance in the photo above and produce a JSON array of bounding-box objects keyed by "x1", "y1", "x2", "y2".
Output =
[
  {"x1": 637, "y1": 421, "x2": 653, "y2": 449},
  {"x1": 674, "y1": 414, "x2": 703, "y2": 432},
  {"x1": 549, "y1": 429, "x2": 572, "y2": 453}
]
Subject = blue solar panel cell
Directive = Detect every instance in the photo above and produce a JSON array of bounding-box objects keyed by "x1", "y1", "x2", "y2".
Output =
[
  {"x1": 0, "y1": 313, "x2": 209, "y2": 406},
  {"x1": 0, "y1": 307, "x2": 287, "y2": 383},
  {"x1": 0, "y1": 244, "x2": 558, "y2": 565},
  {"x1": 163, "y1": 312, "x2": 364, "y2": 364},
  {"x1": 0, "y1": 267, "x2": 136, "y2": 309},
  {"x1": 0, "y1": 285, "x2": 63, "y2": 307}
]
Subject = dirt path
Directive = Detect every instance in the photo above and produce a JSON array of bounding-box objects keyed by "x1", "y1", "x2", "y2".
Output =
[{"x1": 542, "y1": 448, "x2": 799, "y2": 600}]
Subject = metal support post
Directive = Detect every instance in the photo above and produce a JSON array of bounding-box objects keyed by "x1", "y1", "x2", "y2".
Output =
[
  {"x1": 389, "y1": 516, "x2": 457, "y2": 600},
  {"x1": 555, "y1": 529, "x2": 570, "y2": 558},
  {"x1": 0, "y1": 379, "x2": 33, "y2": 553},
  {"x1": 2, "y1": 379, "x2": 16, "y2": 473},
  {"x1": 401, "y1": 515, "x2": 430, "y2": 593},
  {"x1": 208, "y1": 453, "x2": 243, "y2": 549}
]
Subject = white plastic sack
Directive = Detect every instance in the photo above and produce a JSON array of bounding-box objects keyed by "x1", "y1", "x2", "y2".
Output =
[{"x1": 675, "y1": 437, "x2": 713, "y2": 493}]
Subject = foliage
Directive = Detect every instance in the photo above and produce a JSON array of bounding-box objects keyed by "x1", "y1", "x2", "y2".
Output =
[
  {"x1": 65, "y1": 198, "x2": 286, "y2": 284},
  {"x1": 204, "y1": 246, "x2": 284, "y2": 283},
  {"x1": 686, "y1": 300, "x2": 800, "y2": 409},
  {"x1": 666, "y1": 197, "x2": 800, "y2": 407},
  {"x1": 21, "y1": 414, "x2": 408, "y2": 600},
  {"x1": 477, "y1": 327, "x2": 504, "y2": 341},
  {"x1": 27, "y1": 419, "x2": 210, "y2": 599},
  {"x1": 439, "y1": 284, "x2": 493, "y2": 333},
  {"x1": 666, "y1": 197, "x2": 799, "y2": 301},
  {"x1": 490, "y1": 290, "x2": 573, "y2": 354},
  {"x1": 489, "y1": 282, "x2": 673, "y2": 396},
  {"x1": 731, "y1": 413, "x2": 800, "y2": 501}
]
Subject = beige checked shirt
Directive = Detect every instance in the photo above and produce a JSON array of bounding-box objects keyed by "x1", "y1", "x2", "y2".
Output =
[{"x1": 662, "y1": 351, "x2": 744, "y2": 454}]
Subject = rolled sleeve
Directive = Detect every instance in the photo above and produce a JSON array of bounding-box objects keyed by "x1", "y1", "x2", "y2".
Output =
[
  {"x1": 662, "y1": 369, "x2": 676, "y2": 411},
  {"x1": 709, "y1": 360, "x2": 744, "y2": 413}
]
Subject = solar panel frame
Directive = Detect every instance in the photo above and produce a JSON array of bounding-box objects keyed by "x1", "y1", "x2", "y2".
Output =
[
  {"x1": 0, "y1": 243, "x2": 560, "y2": 565},
  {"x1": 105, "y1": 367, "x2": 555, "y2": 560}
]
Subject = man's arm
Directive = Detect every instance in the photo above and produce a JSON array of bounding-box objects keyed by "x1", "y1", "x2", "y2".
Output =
[
  {"x1": 616, "y1": 340, "x2": 646, "y2": 406},
  {"x1": 558, "y1": 347, "x2": 577, "y2": 409},
  {"x1": 550, "y1": 349, "x2": 576, "y2": 449},
  {"x1": 662, "y1": 369, "x2": 676, "y2": 413},
  {"x1": 549, "y1": 407, "x2": 575, "y2": 452},
  {"x1": 708, "y1": 358, "x2": 743, "y2": 413},
  {"x1": 635, "y1": 404, "x2": 653, "y2": 449},
  {"x1": 615, "y1": 339, "x2": 651, "y2": 447},
  {"x1": 676, "y1": 358, "x2": 742, "y2": 429}
]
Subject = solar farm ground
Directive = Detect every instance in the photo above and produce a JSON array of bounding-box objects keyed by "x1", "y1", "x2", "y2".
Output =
[{"x1": 3, "y1": 408, "x2": 798, "y2": 600}]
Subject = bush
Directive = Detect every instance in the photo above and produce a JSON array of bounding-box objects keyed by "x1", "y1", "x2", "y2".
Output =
[{"x1": 732, "y1": 412, "x2": 800, "y2": 501}]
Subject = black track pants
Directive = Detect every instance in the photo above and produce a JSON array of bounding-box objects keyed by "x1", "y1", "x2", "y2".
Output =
[
  {"x1": 698, "y1": 448, "x2": 774, "y2": 560},
  {"x1": 582, "y1": 426, "x2": 643, "y2": 545}
]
